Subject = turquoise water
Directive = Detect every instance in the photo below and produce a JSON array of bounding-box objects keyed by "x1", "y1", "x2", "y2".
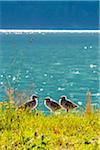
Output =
[{"x1": 0, "y1": 32, "x2": 99, "y2": 111}]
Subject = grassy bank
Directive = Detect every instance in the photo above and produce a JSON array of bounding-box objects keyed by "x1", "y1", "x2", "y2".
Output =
[
  {"x1": 0, "y1": 89, "x2": 99, "y2": 150},
  {"x1": 0, "y1": 103, "x2": 99, "y2": 150}
]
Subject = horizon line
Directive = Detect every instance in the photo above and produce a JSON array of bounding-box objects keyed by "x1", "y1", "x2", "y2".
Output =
[{"x1": 0, "y1": 29, "x2": 100, "y2": 33}]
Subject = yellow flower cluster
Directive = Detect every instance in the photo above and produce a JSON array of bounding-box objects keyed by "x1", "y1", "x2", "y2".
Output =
[{"x1": 0, "y1": 103, "x2": 99, "y2": 150}]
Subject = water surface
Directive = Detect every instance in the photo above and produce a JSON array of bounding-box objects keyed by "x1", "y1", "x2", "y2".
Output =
[{"x1": 0, "y1": 32, "x2": 99, "y2": 111}]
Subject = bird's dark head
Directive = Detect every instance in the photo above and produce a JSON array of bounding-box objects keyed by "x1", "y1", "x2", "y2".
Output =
[
  {"x1": 31, "y1": 94, "x2": 39, "y2": 100},
  {"x1": 60, "y1": 95, "x2": 67, "y2": 100},
  {"x1": 44, "y1": 97, "x2": 51, "y2": 102}
]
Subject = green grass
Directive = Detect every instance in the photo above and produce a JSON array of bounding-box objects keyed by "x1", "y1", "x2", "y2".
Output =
[{"x1": 0, "y1": 102, "x2": 99, "y2": 150}]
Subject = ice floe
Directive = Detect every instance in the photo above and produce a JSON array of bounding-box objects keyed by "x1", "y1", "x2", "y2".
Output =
[
  {"x1": 40, "y1": 88, "x2": 44, "y2": 92},
  {"x1": 0, "y1": 75, "x2": 3, "y2": 78},
  {"x1": 58, "y1": 87, "x2": 65, "y2": 91},
  {"x1": 12, "y1": 76, "x2": 16, "y2": 81},
  {"x1": 44, "y1": 74, "x2": 47, "y2": 77},
  {"x1": 78, "y1": 101, "x2": 83, "y2": 105},
  {"x1": 89, "y1": 64, "x2": 97, "y2": 68},
  {"x1": 72, "y1": 71, "x2": 80, "y2": 74},
  {"x1": 84, "y1": 46, "x2": 88, "y2": 49},
  {"x1": 0, "y1": 29, "x2": 100, "y2": 34}
]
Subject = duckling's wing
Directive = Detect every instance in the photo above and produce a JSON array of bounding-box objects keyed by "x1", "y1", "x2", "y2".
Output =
[
  {"x1": 65, "y1": 100, "x2": 73, "y2": 106},
  {"x1": 24, "y1": 100, "x2": 33, "y2": 107},
  {"x1": 51, "y1": 101, "x2": 61, "y2": 109}
]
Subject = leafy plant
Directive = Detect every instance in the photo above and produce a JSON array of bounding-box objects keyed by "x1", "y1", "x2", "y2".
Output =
[{"x1": 0, "y1": 89, "x2": 99, "y2": 149}]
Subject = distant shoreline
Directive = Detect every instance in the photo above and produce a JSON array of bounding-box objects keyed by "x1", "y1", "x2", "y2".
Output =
[{"x1": 0, "y1": 29, "x2": 100, "y2": 34}]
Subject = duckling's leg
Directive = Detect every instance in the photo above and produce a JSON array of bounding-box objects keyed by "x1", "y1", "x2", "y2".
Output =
[{"x1": 66, "y1": 108, "x2": 68, "y2": 112}]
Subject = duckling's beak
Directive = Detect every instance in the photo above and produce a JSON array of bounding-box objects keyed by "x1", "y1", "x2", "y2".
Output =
[{"x1": 36, "y1": 96, "x2": 39, "y2": 98}]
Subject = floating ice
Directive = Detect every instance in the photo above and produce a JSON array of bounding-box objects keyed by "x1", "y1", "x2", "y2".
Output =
[
  {"x1": 90, "y1": 64, "x2": 96, "y2": 68},
  {"x1": 58, "y1": 87, "x2": 65, "y2": 91},
  {"x1": 54, "y1": 62, "x2": 61, "y2": 65},
  {"x1": 42, "y1": 33, "x2": 45, "y2": 35},
  {"x1": 96, "y1": 93, "x2": 100, "y2": 96},
  {"x1": 78, "y1": 101, "x2": 82, "y2": 105},
  {"x1": 72, "y1": 71, "x2": 80, "y2": 75},
  {"x1": 89, "y1": 45, "x2": 93, "y2": 49},
  {"x1": 44, "y1": 74, "x2": 47, "y2": 77},
  {"x1": 43, "y1": 82, "x2": 46, "y2": 85},
  {"x1": 91, "y1": 103, "x2": 97, "y2": 106},
  {"x1": 0, "y1": 82, "x2": 3, "y2": 85},
  {"x1": 90, "y1": 64, "x2": 94, "y2": 68},
  {"x1": 40, "y1": 88, "x2": 44, "y2": 92},
  {"x1": 69, "y1": 93, "x2": 74, "y2": 97},
  {"x1": 50, "y1": 75, "x2": 53, "y2": 78},
  {"x1": 93, "y1": 70, "x2": 96, "y2": 73},
  {"x1": 70, "y1": 82, "x2": 74, "y2": 86},
  {"x1": 8, "y1": 75, "x2": 11, "y2": 78},
  {"x1": 26, "y1": 70, "x2": 29, "y2": 73},
  {"x1": 84, "y1": 46, "x2": 88, "y2": 49},
  {"x1": 0, "y1": 75, "x2": 3, "y2": 78},
  {"x1": 0, "y1": 29, "x2": 99, "y2": 34},
  {"x1": 12, "y1": 76, "x2": 16, "y2": 81},
  {"x1": 25, "y1": 75, "x2": 29, "y2": 78},
  {"x1": 92, "y1": 93, "x2": 100, "y2": 96},
  {"x1": 30, "y1": 67, "x2": 33, "y2": 69}
]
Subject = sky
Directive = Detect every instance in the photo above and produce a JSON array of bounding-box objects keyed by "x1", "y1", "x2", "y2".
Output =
[{"x1": 0, "y1": 1, "x2": 99, "y2": 30}]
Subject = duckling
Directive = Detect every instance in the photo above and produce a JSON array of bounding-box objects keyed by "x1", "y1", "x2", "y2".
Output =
[
  {"x1": 59, "y1": 95, "x2": 77, "y2": 112},
  {"x1": 19, "y1": 94, "x2": 39, "y2": 111},
  {"x1": 44, "y1": 97, "x2": 61, "y2": 112}
]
